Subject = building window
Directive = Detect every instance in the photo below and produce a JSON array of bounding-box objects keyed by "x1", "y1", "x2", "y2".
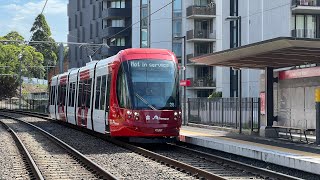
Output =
[
  {"x1": 75, "y1": 14, "x2": 78, "y2": 28},
  {"x1": 172, "y1": 19, "x2": 182, "y2": 37},
  {"x1": 75, "y1": 47, "x2": 78, "y2": 61},
  {"x1": 96, "y1": 22, "x2": 99, "y2": 37},
  {"x1": 141, "y1": 7, "x2": 148, "y2": 27},
  {"x1": 77, "y1": 0, "x2": 80, "y2": 11},
  {"x1": 111, "y1": 0, "x2": 125, "y2": 8},
  {"x1": 82, "y1": 27, "x2": 85, "y2": 42},
  {"x1": 109, "y1": 37, "x2": 125, "y2": 46},
  {"x1": 194, "y1": 42, "x2": 213, "y2": 56},
  {"x1": 80, "y1": 12, "x2": 83, "y2": 26},
  {"x1": 90, "y1": 24, "x2": 93, "y2": 39},
  {"x1": 93, "y1": 5, "x2": 96, "y2": 20},
  {"x1": 141, "y1": 29, "x2": 148, "y2": 48},
  {"x1": 99, "y1": 2, "x2": 102, "y2": 18},
  {"x1": 292, "y1": 14, "x2": 318, "y2": 38},
  {"x1": 140, "y1": 0, "x2": 149, "y2": 48},
  {"x1": 194, "y1": 0, "x2": 212, "y2": 6},
  {"x1": 173, "y1": 0, "x2": 182, "y2": 17},
  {"x1": 172, "y1": 42, "x2": 182, "y2": 58},
  {"x1": 80, "y1": 46, "x2": 83, "y2": 59},
  {"x1": 82, "y1": 0, "x2": 85, "y2": 8},
  {"x1": 69, "y1": 18, "x2": 71, "y2": 31},
  {"x1": 111, "y1": 19, "x2": 125, "y2": 27}
]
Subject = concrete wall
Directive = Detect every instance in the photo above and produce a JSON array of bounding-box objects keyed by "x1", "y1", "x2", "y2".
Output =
[
  {"x1": 276, "y1": 77, "x2": 320, "y2": 129},
  {"x1": 260, "y1": 71, "x2": 320, "y2": 129}
]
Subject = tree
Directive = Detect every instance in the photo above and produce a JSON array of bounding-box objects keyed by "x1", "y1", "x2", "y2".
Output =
[
  {"x1": 0, "y1": 31, "x2": 45, "y2": 98},
  {"x1": 30, "y1": 14, "x2": 58, "y2": 70},
  {"x1": 208, "y1": 91, "x2": 222, "y2": 99}
]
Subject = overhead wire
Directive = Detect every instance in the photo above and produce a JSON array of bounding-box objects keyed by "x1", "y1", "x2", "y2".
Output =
[{"x1": 90, "y1": 0, "x2": 176, "y2": 57}]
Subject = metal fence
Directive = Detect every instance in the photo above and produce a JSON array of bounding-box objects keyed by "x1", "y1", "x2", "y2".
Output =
[
  {"x1": 188, "y1": 97, "x2": 260, "y2": 132},
  {"x1": 0, "y1": 98, "x2": 49, "y2": 114}
]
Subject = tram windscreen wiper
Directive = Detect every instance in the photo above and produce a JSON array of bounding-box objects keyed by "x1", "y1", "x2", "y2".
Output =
[{"x1": 134, "y1": 93, "x2": 158, "y2": 110}]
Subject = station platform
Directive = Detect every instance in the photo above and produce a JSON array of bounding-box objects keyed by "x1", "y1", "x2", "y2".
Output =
[{"x1": 179, "y1": 126, "x2": 320, "y2": 175}]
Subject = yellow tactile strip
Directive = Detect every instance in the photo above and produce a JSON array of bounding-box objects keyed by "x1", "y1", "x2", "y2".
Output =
[{"x1": 180, "y1": 129, "x2": 320, "y2": 158}]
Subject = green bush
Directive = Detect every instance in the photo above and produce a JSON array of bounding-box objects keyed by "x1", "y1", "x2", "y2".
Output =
[{"x1": 208, "y1": 91, "x2": 222, "y2": 99}]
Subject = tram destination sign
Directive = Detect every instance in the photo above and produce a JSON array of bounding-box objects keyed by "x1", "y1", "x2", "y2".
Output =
[{"x1": 130, "y1": 61, "x2": 171, "y2": 71}]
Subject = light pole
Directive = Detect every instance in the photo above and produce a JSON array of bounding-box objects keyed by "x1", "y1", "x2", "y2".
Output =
[
  {"x1": 174, "y1": 36, "x2": 187, "y2": 125},
  {"x1": 226, "y1": 15, "x2": 242, "y2": 133},
  {"x1": 18, "y1": 53, "x2": 23, "y2": 110}
]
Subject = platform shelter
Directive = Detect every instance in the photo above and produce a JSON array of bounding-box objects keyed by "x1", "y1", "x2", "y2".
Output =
[{"x1": 191, "y1": 37, "x2": 320, "y2": 138}]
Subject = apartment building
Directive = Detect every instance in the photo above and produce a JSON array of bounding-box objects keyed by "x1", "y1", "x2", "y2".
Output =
[
  {"x1": 68, "y1": 0, "x2": 132, "y2": 68},
  {"x1": 132, "y1": 0, "x2": 222, "y2": 98},
  {"x1": 68, "y1": 0, "x2": 320, "y2": 98}
]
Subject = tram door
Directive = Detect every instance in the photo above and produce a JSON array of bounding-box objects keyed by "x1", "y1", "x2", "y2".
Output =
[
  {"x1": 93, "y1": 75, "x2": 108, "y2": 133},
  {"x1": 67, "y1": 82, "x2": 76, "y2": 125},
  {"x1": 77, "y1": 79, "x2": 92, "y2": 129}
]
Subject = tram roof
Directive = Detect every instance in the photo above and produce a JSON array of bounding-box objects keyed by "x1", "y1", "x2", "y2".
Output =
[{"x1": 191, "y1": 37, "x2": 320, "y2": 69}]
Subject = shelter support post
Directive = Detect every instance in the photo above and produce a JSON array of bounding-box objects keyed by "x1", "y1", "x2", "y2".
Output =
[
  {"x1": 316, "y1": 89, "x2": 320, "y2": 144},
  {"x1": 265, "y1": 67, "x2": 275, "y2": 127}
]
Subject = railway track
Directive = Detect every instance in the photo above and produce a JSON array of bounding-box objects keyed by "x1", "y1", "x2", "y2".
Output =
[
  {"x1": 0, "y1": 110, "x2": 304, "y2": 180},
  {"x1": 0, "y1": 118, "x2": 40, "y2": 180},
  {"x1": 0, "y1": 113, "x2": 117, "y2": 180}
]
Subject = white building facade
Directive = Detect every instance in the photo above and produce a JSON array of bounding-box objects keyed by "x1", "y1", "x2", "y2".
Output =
[{"x1": 97, "y1": 0, "x2": 320, "y2": 98}]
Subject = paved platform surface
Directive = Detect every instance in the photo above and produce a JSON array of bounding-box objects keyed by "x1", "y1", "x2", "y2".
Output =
[{"x1": 180, "y1": 126, "x2": 320, "y2": 175}]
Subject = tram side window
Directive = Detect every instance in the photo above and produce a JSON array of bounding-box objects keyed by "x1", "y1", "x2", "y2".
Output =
[
  {"x1": 100, "y1": 75, "x2": 106, "y2": 110},
  {"x1": 78, "y1": 81, "x2": 84, "y2": 107},
  {"x1": 116, "y1": 66, "x2": 130, "y2": 108},
  {"x1": 49, "y1": 86, "x2": 52, "y2": 105},
  {"x1": 62, "y1": 85, "x2": 66, "y2": 106},
  {"x1": 58, "y1": 85, "x2": 61, "y2": 105},
  {"x1": 106, "y1": 74, "x2": 111, "y2": 112},
  {"x1": 95, "y1": 76, "x2": 101, "y2": 109},
  {"x1": 86, "y1": 79, "x2": 92, "y2": 108},
  {"x1": 72, "y1": 83, "x2": 76, "y2": 107},
  {"x1": 52, "y1": 86, "x2": 56, "y2": 105},
  {"x1": 68, "y1": 83, "x2": 74, "y2": 107}
]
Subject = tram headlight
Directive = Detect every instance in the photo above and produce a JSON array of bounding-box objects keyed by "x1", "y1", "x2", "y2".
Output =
[
  {"x1": 127, "y1": 110, "x2": 133, "y2": 118},
  {"x1": 174, "y1": 112, "x2": 178, "y2": 116},
  {"x1": 134, "y1": 112, "x2": 140, "y2": 121}
]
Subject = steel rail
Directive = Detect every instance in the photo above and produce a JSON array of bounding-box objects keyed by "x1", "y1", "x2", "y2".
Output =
[
  {"x1": 108, "y1": 138, "x2": 226, "y2": 180},
  {"x1": 0, "y1": 119, "x2": 44, "y2": 180},
  {"x1": 1, "y1": 109, "x2": 306, "y2": 180},
  {"x1": 0, "y1": 113, "x2": 118, "y2": 180},
  {"x1": 1, "y1": 110, "x2": 225, "y2": 179},
  {"x1": 170, "y1": 143, "x2": 302, "y2": 180}
]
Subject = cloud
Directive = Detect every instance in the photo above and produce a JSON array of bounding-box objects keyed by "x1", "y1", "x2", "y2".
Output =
[
  {"x1": 0, "y1": 0, "x2": 68, "y2": 42},
  {"x1": 3, "y1": 0, "x2": 67, "y2": 15}
]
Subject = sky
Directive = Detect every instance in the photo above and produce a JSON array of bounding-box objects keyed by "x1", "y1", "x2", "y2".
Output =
[{"x1": 0, "y1": 0, "x2": 68, "y2": 42}]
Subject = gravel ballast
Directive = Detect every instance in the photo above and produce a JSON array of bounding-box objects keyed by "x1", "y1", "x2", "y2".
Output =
[
  {"x1": 0, "y1": 118, "x2": 31, "y2": 180},
  {"x1": 5, "y1": 112, "x2": 196, "y2": 180}
]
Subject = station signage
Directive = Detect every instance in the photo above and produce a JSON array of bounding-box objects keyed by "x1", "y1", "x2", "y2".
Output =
[
  {"x1": 180, "y1": 80, "x2": 191, "y2": 87},
  {"x1": 279, "y1": 66, "x2": 320, "y2": 80}
]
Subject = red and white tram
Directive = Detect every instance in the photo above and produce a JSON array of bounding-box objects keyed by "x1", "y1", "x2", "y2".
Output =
[{"x1": 49, "y1": 48, "x2": 182, "y2": 138}]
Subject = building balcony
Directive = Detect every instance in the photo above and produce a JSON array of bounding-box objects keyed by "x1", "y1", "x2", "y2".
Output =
[
  {"x1": 186, "y1": 5, "x2": 216, "y2": 19},
  {"x1": 291, "y1": 29, "x2": 319, "y2": 38},
  {"x1": 102, "y1": 8, "x2": 132, "y2": 18},
  {"x1": 102, "y1": 26, "x2": 131, "y2": 38},
  {"x1": 101, "y1": 45, "x2": 130, "y2": 57},
  {"x1": 292, "y1": 0, "x2": 320, "y2": 14},
  {"x1": 187, "y1": 77, "x2": 216, "y2": 89},
  {"x1": 186, "y1": 29, "x2": 216, "y2": 42}
]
